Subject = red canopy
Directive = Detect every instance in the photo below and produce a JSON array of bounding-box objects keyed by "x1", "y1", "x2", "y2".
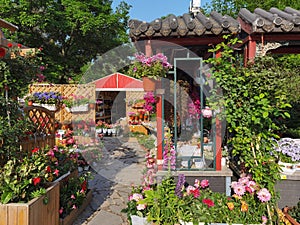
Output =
[{"x1": 93, "y1": 73, "x2": 143, "y2": 91}]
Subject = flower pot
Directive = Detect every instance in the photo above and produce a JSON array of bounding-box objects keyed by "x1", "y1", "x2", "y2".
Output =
[
  {"x1": 130, "y1": 215, "x2": 151, "y2": 225},
  {"x1": 96, "y1": 128, "x2": 103, "y2": 134},
  {"x1": 70, "y1": 104, "x2": 89, "y2": 112},
  {"x1": 27, "y1": 100, "x2": 33, "y2": 106},
  {"x1": 89, "y1": 103, "x2": 95, "y2": 109},
  {"x1": 142, "y1": 77, "x2": 156, "y2": 92},
  {"x1": 279, "y1": 161, "x2": 296, "y2": 174},
  {"x1": 0, "y1": 182, "x2": 60, "y2": 225}
]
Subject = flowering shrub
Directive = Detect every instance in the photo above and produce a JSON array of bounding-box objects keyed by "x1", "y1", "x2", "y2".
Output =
[
  {"x1": 273, "y1": 138, "x2": 300, "y2": 163},
  {"x1": 0, "y1": 147, "x2": 55, "y2": 203},
  {"x1": 163, "y1": 129, "x2": 176, "y2": 171},
  {"x1": 177, "y1": 174, "x2": 272, "y2": 225},
  {"x1": 127, "y1": 53, "x2": 172, "y2": 79},
  {"x1": 30, "y1": 91, "x2": 62, "y2": 104},
  {"x1": 46, "y1": 146, "x2": 79, "y2": 179}
]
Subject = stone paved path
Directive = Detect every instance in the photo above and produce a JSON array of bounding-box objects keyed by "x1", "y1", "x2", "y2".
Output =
[{"x1": 72, "y1": 137, "x2": 146, "y2": 225}]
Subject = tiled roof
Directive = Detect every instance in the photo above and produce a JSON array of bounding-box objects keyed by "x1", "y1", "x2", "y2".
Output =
[
  {"x1": 128, "y1": 11, "x2": 241, "y2": 40},
  {"x1": 238, "y1": 7, "x2": 300, "y2": 33}
]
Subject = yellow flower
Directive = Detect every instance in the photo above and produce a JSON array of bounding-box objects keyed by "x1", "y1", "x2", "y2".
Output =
[
  {"x1": 227, "y1": 202, "x2": 234, "y2": 210},
  {"x1": 241, "y1": 200, "x2": 248, "y2": 212}
]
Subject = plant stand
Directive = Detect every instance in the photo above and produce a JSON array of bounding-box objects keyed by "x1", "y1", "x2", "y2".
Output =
[
  {"x1": 0, "y1": 182, "x2": 60, "y2": 225},
  {"x1": 59, "y1": 189, "x2": 93, "y2": 225}
]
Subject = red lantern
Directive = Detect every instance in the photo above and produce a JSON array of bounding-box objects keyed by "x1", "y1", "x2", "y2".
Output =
[{"x1": 0, "y1": 48, "x2": 6, "y2": 58}]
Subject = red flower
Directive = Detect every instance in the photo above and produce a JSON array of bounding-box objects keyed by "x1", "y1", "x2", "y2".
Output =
[
  {"x1": 81, "y1": 180, "x2": 87, "y2": 191},
  {"x1": 17, "y1": 43, "x2": 22, "y2": 48},
  {"x1": 7, "y1": 43, "x2": 13, "y2": 48},
  {"x1": 202, "y1": 198, "x2": 215, "y2": 208},
  {"x1": 46, "y1": 166, "x2": 51, "y2": 173},
  {"x1": 32, "y1": 147, "x2": 39, "y2": 153},
  {"x1": 32, "y1": 177, "x2": 41, "y2": 186},
  {"x1": 190, "y1": 188, "x2": 200, "y2": 198}
]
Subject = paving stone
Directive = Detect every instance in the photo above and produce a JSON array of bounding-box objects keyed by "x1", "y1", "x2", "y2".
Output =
[{"x1": 87, "y1": 211, "x2": 123, "y2": 225}]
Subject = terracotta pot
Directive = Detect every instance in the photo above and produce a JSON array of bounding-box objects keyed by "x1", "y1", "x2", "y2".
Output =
[
  {"x1": 89, "y1": 103, "x2": 95, "y2": 109},
  {"x1": 142, "y1": 77, "x2": 156, "y2": 92},
  {"x1": 27, "y1": 100, "x2": 33, "y2": 106}
]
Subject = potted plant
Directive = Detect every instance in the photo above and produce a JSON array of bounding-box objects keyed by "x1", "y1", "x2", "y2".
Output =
[
  {"x1": 30, "y1": 91, "x2": 62, "y2": 110},
  {"x1": 127, "y1": 53, "x2": 172, "y2": 91},
  {"x1": 273, "y1": 138, "x2": 300, "y2": 174},
  {"x1": 0, "y1": 147, "x2": 60, "y2": 225},
  {"x1": 62, "y1": 94, "x2": 91, "y2": 112}
]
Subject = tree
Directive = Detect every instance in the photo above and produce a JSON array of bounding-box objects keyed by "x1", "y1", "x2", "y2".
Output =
[
  {"x1": 0, "y1": 0, "x2": 131, "y2": 84},
  {"x1": 202, "y1": 0, "x2": 300, "y2": 17}
]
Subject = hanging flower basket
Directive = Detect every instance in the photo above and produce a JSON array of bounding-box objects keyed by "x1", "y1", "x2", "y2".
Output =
[
  {"x1": 142, "y1": 77, "x2": 156, "y2": 92},
  {"x1": 70, "y1": 104, "x2": 89, "y2": 113},
  {"x1": 33, "y1": 103, "x2": 57, "y2": 111}
]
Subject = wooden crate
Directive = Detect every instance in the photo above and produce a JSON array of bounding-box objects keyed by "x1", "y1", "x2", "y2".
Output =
[{"x1": 0, "y1": 182, "x2": 59, "y2": 225}]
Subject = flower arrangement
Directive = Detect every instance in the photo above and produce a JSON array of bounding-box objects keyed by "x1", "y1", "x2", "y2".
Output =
[
  {"x1": 62, "y1": 94, "x2": 92, "y2": 108},
  {"x1": 273, "y1": 138, "x2": 300, "y2": 163},
  {"x1": 127, "y1": 53, "x2": 172, "y2": 79},
  {"x1": 29, "y1": 91, "x2": 62, "y2": 105},
  {"x1": 96, "y1": 120, "x2": 110, "y2": 129}
]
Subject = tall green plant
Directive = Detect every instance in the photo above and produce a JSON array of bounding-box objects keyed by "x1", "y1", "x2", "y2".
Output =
[{"x1": 206, "y1": 35, "x2": 293, "y2": 222}]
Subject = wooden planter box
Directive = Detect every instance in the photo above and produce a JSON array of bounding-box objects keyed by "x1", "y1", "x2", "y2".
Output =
[
  {"x1": 283, "y1": 207, "x2": 300, "y2": 225},
  {"x1": 59, "y1": 189, "x2": 92, "y2": 225},
  {"x1": 0, "y1": 182, "x2": 59, "y2": 225}
]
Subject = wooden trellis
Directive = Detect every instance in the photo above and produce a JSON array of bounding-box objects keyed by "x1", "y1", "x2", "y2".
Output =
[
  {"x1": 29, "y1": 84, "x2": 95, "y2": 124},
  {"x1": 21, "y1": 106, "x2": 56, "y2": 153}
]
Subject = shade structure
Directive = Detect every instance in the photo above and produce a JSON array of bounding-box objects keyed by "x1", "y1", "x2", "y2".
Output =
[{"x1": 93, "y1": 73, "x2": 144, "y2": 91}]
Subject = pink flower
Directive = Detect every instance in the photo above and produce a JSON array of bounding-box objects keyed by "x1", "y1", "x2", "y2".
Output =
[
  {"x1": 137, "y1": 204, "x2": 147, "y2": 210},
  {"x1": 72, "y1": 205, "x2": 77, "y2": 209},
  {"x1": 71, "y1": 194, "x2": 76, "y2": 199},
  {"x1": 194, "y1": 179, "x2": 200, "y2": 188},
  {"x1": 131, "y1": 193, "x2": 143, "y2": 201},
  {"x1": 59, "y1": 207, "x2": 64, "y2": 214},
  {"x1": 53, "y1": 169, "x2": 59, "y2": 176},
  {"x1": 200, "y1": 179, "x2": 209, "y2": 188},
  {"x1": 233, "y1": 183, "x2": 246, "y2": 196},
  {"x1": 262, "y1": 216, "x2": 268, "y2": 224},
  {"x1": 257, "y1": 188, "x2": 271, "y2": 202},
  {"x1": 202, "y1": 106, "x2": 212, "y2": 118}
]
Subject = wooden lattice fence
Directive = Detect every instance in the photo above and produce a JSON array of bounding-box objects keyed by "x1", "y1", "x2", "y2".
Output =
[
  {"x1": 29, "y1": 84, "x2": 95, "y2": 124},
  {"x1": 21, "y1": 106, "x2": 56, "y2": 153}
]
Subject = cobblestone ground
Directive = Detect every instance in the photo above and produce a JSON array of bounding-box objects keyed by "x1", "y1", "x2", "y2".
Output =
[{"x1": 72, "y1": 137, "x2": 146, "y2": 225}]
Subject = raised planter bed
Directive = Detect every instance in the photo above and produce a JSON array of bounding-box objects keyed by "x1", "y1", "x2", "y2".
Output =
[
  {"x1": 59, "y1": 189, "x2": 92, "y2": 225},
  {"x1": 0, "y1": 182, "x2": 59, "y2": 225}
]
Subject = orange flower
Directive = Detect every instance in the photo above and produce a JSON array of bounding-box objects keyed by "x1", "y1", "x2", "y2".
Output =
[
  {"x1": 241, "y1": 200, "x2": 248, "y2": 212},
  {"x1": 227, "y1": 202, "x2": 234, "y2": 210}
]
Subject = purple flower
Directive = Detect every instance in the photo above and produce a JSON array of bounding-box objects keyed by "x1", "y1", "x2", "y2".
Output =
[{"x1": 175, "y1": 174, "x2": 185, "y2": 197}]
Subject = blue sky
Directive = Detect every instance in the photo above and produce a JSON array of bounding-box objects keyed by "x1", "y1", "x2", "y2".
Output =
[{"x1": 112, "y1": 0, "x2": 211, "y2": 22}]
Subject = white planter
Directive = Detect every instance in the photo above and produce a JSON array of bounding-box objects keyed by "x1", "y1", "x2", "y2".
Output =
[
  {"x1": 107, "y1": 128, "x2": 112, "y2": 134},
  {"x1": 70, "y1": 104, "x2": 89, "y2": 112},
  {"x1": 294, "y1": 162, "x2": 300, "y2": 171},
  {"x1": 102, "y1": 128, "x2": 108, "y2": 134},
  {"x1": 96, "y1": 128, "x2": 103, "y2": 134},
  {"x1": 33, "y1": 103, "x2": 57, "y2": 111},
  {"x1": 278, "y1": 161, "x2": 296, "y2": 174},
  {"x1": 130, "y1": 215, "x2": 150, "y2": 225}
]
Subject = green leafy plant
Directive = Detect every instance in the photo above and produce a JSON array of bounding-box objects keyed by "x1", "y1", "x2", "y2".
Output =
[
  {"x1": 288, "y1": 200, "x2": 300, "y2": 223},
  {"x1": 127, "y1": 53, "x2": 172, "y2": 80},
  {"x1": 0, "y1": 147, "x2": 51, "y2": 203}
]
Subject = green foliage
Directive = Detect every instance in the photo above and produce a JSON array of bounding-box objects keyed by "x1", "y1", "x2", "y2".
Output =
[
  {"x1": 202, "y1": 0, "x2": 300, "y2": 17},
  {"x1": 0, "y1": 0, "x2": 131, "y2": 83},
  {"x1": 205, "y1": 35, "x2": 295, "y2": 222},
  {"x1": 140, "y1": 176, "x2": 180, "y2": 225},
  {"x1": 0, "y1": 97, "x2": 36, "y2": 163},
  {"x1": 288, "y1": 200, "x2": 300, "y2": 223},
  {"x1": 0, "y1": 46, "x2": 43, "y2": 98},
  {"x1": 131, "y1": 132, "x2": 156, "y2": 150},
  {"x1": 0, "y1": 148, "x2": 49, "y2": 203}
]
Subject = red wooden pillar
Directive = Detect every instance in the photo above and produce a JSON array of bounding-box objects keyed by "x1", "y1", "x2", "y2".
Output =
[
  {"x1": 215, "y1": 50, "x2": 222, "y2": 171},
  {"x1": 247, "y1": 35, "x2": 256, "y2": 64}
]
